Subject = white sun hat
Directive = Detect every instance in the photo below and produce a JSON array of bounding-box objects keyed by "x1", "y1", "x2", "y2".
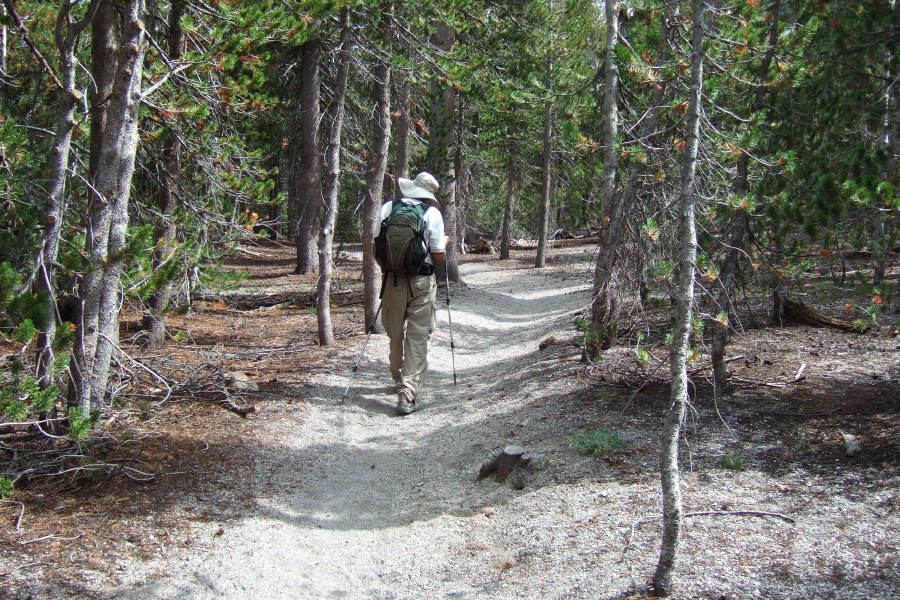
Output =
[{"x1": 398, "y1": 171, "x2": 439, "y2": 201}]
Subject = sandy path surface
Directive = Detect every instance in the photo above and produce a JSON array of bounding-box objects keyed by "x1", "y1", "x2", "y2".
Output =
[
  {"x1": 102, "y1": 256, "x2": 900, "y2": 600},
  {"x1": 110, "y1": 261, "x2": 606, "y2": 599}
]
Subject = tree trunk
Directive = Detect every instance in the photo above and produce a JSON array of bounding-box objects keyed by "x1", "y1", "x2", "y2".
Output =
[
  {"x1": 362, "y1": 3, "x2": 392, "y2": 333},
  {"x1": 295, "y1": 38, "x2": 322, "y2": 274},
  {"x1": 392, "y1": 64, "x2": 412, "y2": 198},
  {"x1": 710, "y1": 208, "x2": 748, "y2": 396},
  {"x1": 427, "y1": 22, "x2": 460, "y2": 282},
  {"x1": 588, "y1": 0, "x2": 675, "y2": 358},
  {"x1": 711, "y1": 0, "x2": 779, "y2": 396},
  {"x1": 68, "y1": 0, "x2": 117, "y2": 411},
  {"x1": 653, "y1": 0, "x2": 705, "y2": 595},
  {"x1": 72, "y1": 0, "x2": 147, "y2": 413},
  {"x1": 143, "y1": 0, "x2": 185, "y2": 350},
  {"x1": 35, "y1": 1, "x2": 100, "y2": 391},
  {"x1": 873, "y1": 47, "x2": 895, "y2": 286},
  {"x1": 285, "y1": 137, "x2": 299, "y2": 242},
  {"x1": 451, "y1": 93, "x2": 465, "y2": 261},
  {"x1": 316, "y1": 7, "x2": 352, "y2": 346},
  {"x1": 585, "y1": 0, "x2": 621, "y2": 354},
  {"x1": 500, "y1": 115, "x2": 517, "y2": 260},
  {"x1": 535, "y1": 54, "x2": 553, "y2": 268},
  {"x1": 0, "y1": 4, "x2": 7, "y2": 107},
  {"x1": 89, "y1": 0, "x2": 117, "y2": 181}
]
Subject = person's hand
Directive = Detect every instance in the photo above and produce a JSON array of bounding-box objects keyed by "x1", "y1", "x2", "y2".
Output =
[{"x1": 445, "y1": 238, "x2": 451, "y2": 248}]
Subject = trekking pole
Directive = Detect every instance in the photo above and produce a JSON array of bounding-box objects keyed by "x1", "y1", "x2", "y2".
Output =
[
  {"x1": 444, "y1": 262, "x2": 458, "y2": 386},
  {"x1": 342, "y1": 275, "x2": 388, "y2": 402},
  {"x1": 341, "y1": 301, "x2": 382, "y2": 402}
]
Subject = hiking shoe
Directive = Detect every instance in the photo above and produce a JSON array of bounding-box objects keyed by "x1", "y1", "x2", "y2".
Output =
[{"x1": 397, "y1": 393, "x2": 415, "y2": 416}]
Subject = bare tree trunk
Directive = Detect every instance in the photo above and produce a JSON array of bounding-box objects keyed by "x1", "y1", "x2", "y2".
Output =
[
  {"x1": 68, "y1": 0, "x2": 117, "y2": 411},
  {"x1": 535, "y1": 54, "x2": 553, "y2": 268},
  {"x1": 362, "y1": 3, "x2": 393, "y2": 333},
  {"x1": 295, "y1": 38, "x2": 322, "y2": 274},
  {"x1": 34, "y1": 1, "x2": 100, "y2": 426},
  {"x1": 588, "y1": 0, "x2": 675, "y2": 358},
  {"x1": 710, "y1": 207, "x2": 748, "y2": 395},
  {"x1": 285, "y1": 138, "x2": 299, "y2": 242},
  {"x1": 500, "y1": 115, "x2": 517, "y2": 260},
  {"x1": 427, "y1": 22, "x2": 460, "y2": 282},
  {"x1": 585, "y1": 0, "x2": 621, "y2": 354},
  {"x1": 143, "y1": 0, "x2": 185, "y2": 350},
  {"x1": 653, "y1": 0, "x2": 705, "y2": 595},
  {"x1": 873, "y1": 48, "x2": 895, "y2": 286},
  {"x1": 0, "y1": 4, "x2": 7, "y2": 107},
  {"x1": 711, "y1": 0, "x2": 779, "y2": 396},
  {"x1": 316, "y1": 7, "x2": 352, "y2": 346},
  {"x1": 73, "y1": 0, "x2": 147, "y2": 413},
  {"x1": 89, "y1": 0, "x2": 117, "y2": 181},
  {"x1": 392, "y1": 63, "x2": 412, "y2": 198},
  {"x1": 452, "y1": 93, "x2": 466, "y2": 258}
]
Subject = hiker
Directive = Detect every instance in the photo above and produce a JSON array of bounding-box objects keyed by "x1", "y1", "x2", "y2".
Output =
[{"x1": 372, "y1": 172, "x2": 448, "y2": 415}]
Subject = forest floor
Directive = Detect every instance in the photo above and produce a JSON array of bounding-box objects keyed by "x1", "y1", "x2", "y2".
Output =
[{"x1": 2, "y1": 240, "x2": 900, "y2": 600}]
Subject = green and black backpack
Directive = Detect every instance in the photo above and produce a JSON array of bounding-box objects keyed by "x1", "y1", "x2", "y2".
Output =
[{"x1": 374, "y1": 199, "x2": 434, "y2": 280}]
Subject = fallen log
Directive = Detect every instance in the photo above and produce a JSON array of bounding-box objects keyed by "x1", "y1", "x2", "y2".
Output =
[
  {"x1": 477, "y1": 444, "x2": 531, "y2": 483},
  {"x1": 776, "y1": 293, "x2": 858, "y2": 332},
  {"x1": 193, "y1": 290, "x2": 354, "y2": 311},
  {"x1": 509, "y1": 237, "x2": 599, "y2": 251}
]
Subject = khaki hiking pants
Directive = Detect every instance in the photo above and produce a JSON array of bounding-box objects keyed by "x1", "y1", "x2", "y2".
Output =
[{"x1": 381, "y1": 272, "x2": 437, "y2": 402}]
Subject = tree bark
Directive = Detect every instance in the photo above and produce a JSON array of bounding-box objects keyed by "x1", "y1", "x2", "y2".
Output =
[
  {"x1": 0, "y1": 4, "x2": 7, "y2": 108},
  {"x1": 295, "y1": 38, "x2": 323, "y2": 274},
  {"x1": 35, "y1": 0, "x2": 100, "y2": 390},
  {"x1": 362, "y1": 3, "x2": 393, "y2": 333},
  {"x1": 392, "y1": 64, "x2": 412, "y2": 198},
  {"x1": 653, "y1": 0, "x2": 705, "y2": 595},
  {"x1": 586, "y1": 0, "x2": 621, "y2": 354},
  {"x1": 452, "y1": 93, "x2": 466, "y2": 259},
  {"x1": 535, "y1": 54, "x2": 553, "y2": 268},
  {"x1": 143, "y1": 0, "x2": 185, "y2": 350},
  {"x1": 427, "y1": 22, "x2": 460, "y2": 282},
  {"x1": 588, "y1": 0, "x2": 675, "y2": 357},
  {"x1": 316, "y1": 7, "x2": 352, "y2": 346},
  {"x1": 711, "y1": 0, "x2": 779, "y2": 396},
  {"x1": 872, "y1": 47, "x2": 895, "y2": 286},
  {"x1": 72, "y1": 0, "x2": 148, "y2": 413},
  {"x1": 89, "y1": 0, "x2": 117, "y2": 181},
  {"x1": 500, "y1": 115, "x2": 518, "y2": 260}
]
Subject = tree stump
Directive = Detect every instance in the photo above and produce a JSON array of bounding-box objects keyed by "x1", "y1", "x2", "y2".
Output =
[
  {"x1": 539, "y1": 336, "x2": 556, "y2": 350},
  {"x1": 841, "y1": 432, "x2": 862, "y2": 457},
  {"x1": 477, "y1": 444, "x2": 531, "y2": 483}
]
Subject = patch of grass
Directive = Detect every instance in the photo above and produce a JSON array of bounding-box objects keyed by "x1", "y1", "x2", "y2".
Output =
[
  {"x1": 571, "y1": 428, "x2": 625, "y2": 455},
  {"x1": 773, "y1": 413, "x2": 795, "y2": 428},
  {"x1": 719, "y1": 454, "x2": 745, "y2": 470},
  {"x1": 795, "y1": 432, "x2": 813, "y2": 448},
  {"x1": 0, "y1": 477, "x2": 13, "y2": 500},
  {"x1": 647, "y1": 295, "x2": 669, "y2": 309},
  {"x1": 597, "y1": 388, "x2": 615, "y2": 405}
]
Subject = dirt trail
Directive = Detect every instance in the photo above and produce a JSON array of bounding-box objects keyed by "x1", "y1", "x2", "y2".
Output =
[
  {"x1": 106, "y1": 259, "x2": 603, "y2": 599},
  {"x1": 27, "y1": 251, "x2": 896, "y2": 600}
]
